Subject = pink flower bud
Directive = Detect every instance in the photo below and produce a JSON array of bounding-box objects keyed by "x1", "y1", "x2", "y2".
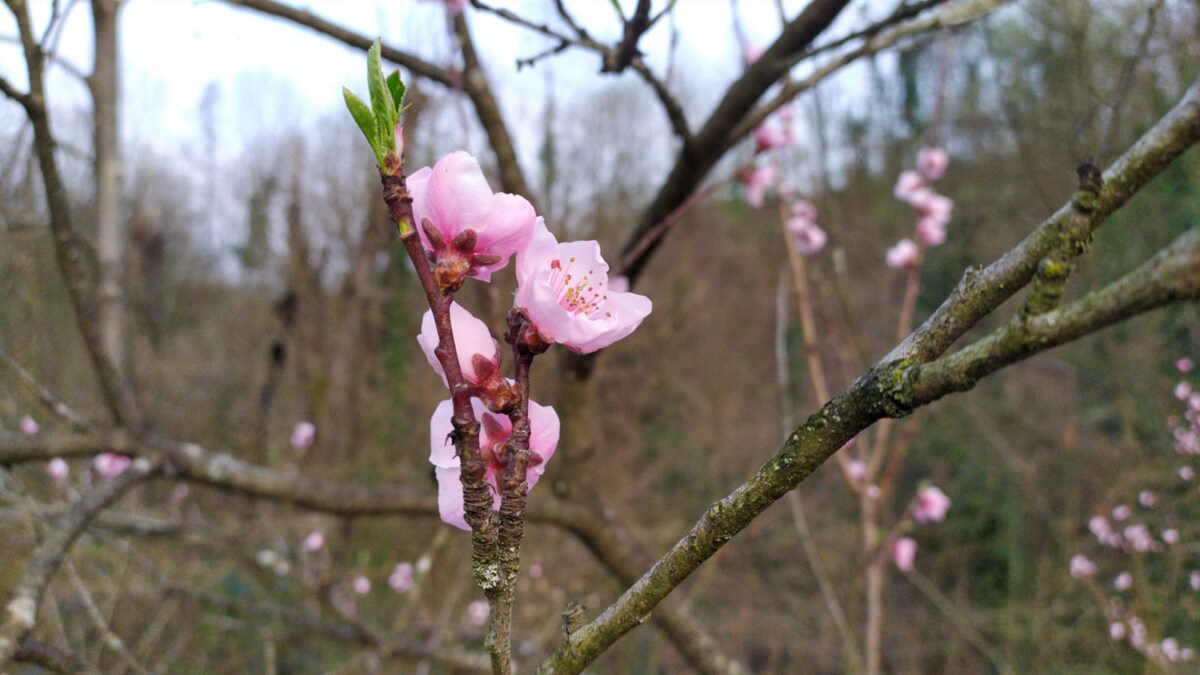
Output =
[
  {"x1": 93, "y1": 453, "x2": 131, "y2": 478},
  {"x1": 46, "y1": 458, "x2": 69, "y2": 481},
  {"x1": 891, "y1": 537, "x2": 917, "y2": 571},
  {"x1": 291, "y1": 422, "x2": 316, "y2": 450},
  {"x1": 389, "y1": 562, "x2": 415, "y2": 592},
  {"x1": 886, "y1": 239, "x2": 919, "y2": 269},
  {"x1": 1069, "y1": 554, "x2": 1097, "y2": 579},
  {"x1": 915, "y1": 216, "x2": 947, "y2": 246},
  {"x1": 916, "y1": 147, "x2": 949, "y2": 180},
  {"x1": 417, "y1": 302, "x2": 500, "y2": 388},
  {"x1": 304, "y1": 531, "x2": 325, "y2": 552},
  {"x1": 913, "y1": 485, "x2": 951, "y2": 523},
  {"x1": 467, "y1": 599, "x2": 490, "y2": 626},
  {"x1": 353, "y1": 575, "x2": 372, "y2": 595}
]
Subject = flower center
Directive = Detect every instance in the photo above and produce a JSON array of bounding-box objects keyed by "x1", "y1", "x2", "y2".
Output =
[{"x1": 549, "y1": 256, "x2": 609, "y2": 317}]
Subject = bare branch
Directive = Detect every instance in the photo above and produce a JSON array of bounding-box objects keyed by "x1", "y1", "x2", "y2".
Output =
[{"x1": 0, "y1": 456, "x2": 160, "y2": 667}]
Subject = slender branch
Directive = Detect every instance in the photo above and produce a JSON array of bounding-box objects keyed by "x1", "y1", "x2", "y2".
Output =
[
  {"x1": 13, "y1": 639, "x2": 97, "y2": 674},
  {"x1": 0, "y1": 455, "x2": 160, "y2": 667},
  {"x1": 902, "y1": 569, "x2": 1010, "y2": 674},
  {"x1": 0, "y1": 73, "x2": 31, "y2": 110},
  {"x1": 0, "y1": 348, "x2": 95, "y2": 431},
  {"x1": 63, "y1": 559, "x2": 151, "y2": 675}
]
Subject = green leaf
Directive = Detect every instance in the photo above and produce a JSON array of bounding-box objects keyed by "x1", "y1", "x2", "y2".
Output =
[
  {"x1": 386, "y1": 70, "x2": 406, "y2": 113},
  {"x1": 366, "y1": 39, "x2": 396, "y2": 150},
  {"x1": 343, "y1": 87, "x2": 383, "y2": 165}
]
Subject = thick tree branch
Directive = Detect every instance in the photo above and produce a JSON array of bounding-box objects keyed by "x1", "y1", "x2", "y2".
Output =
[{"x1": 538, "y1": 82, "x2": 1200, "y2": 674}]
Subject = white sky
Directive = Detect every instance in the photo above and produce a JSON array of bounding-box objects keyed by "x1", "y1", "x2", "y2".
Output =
[{"x1": 1, "y1": 0, "x2": 815, "y2": 154}]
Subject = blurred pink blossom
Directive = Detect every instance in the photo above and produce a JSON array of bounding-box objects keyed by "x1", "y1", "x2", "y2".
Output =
[
  {"x1": 291, "y1": 422, "x2": 316, "y2": 450},
  {"x1": 1114, "y1": 571, "x2": 1133, "y2": 590},
  {"x1": 514, "y1": 220, "x2": 652, "y2": 354},
  {"x1": 430, "y1": 397, "x2": 560, "y2": 530},
  {"x1": 916, "y1": 147, "x2": 949, "y2": 180},
  {"x1": 886, "y1": 239, "x2": 919, "y2": 269},
  {"x1": 1110, "y1": 622, "x2": 1126, "y2": 640},
  {"x1": 1181, "y1": 466, "x2": 1196, "y2": 481},
  {"x1": 743, "y1": 165, "x2": 777, "y2": 208},
  {"x1": 910, "y1": 191, "x2": 953, "y2": 224},
  {"x1": 304, "y1": 531, "x2": 325, "y2": 552},
  {"x1": 1124, "y1": 524, "x2": 1153, "y2": 551},
  {"x1": 1190, "y1": 570, "x2": 1200, "y2": 591},
  {"x1": 353, "y1": 576, "x2": 371, "y2": 595},
  {"x1": 19, "y1": 415, "x2": 39, "y2": 435},
  {"x1": 93, "y1": 453, "x2": 130, "y2": 478},
  {"x1": 1112, "y1": 504, "x2": 1131, "y2": 521},
  {"x1": 789, "y1": 219, "x2": 828, "y2": 255},
  {"x1": 892, "y1": 537, "x2": 917, "y2": 571},
  {"x1": 529, "y1": 562, "x2": 544, "y2": 579},
  {"x1": 893, "y1": 170, "x2": 923, "y2": 202},
  {"x1": 468, "y1": 600, "x2": 490, "y2": 627},
  {"x1": 1178, "y1": 357, "x2": 1194, "y2": 373},
  {"x1": 1175, "y1": 382, "x2": 1192, "y2": 400},
  {"x1": 46, "y1": 458, "x2": 68, "y2": 481},
  {"x1": 915, "y1": 216, "x2": 947, "y2": 247},
  {"x1": 754, "y1": 120, "x2": 792, "y2": 153},
  {"x1": 1069, "y1": 554, "x2": 1097, "y2": 578},
  {"x1": 417, "y1": 302, "x2": 500, "y2": 387},
  {"x1": 1163, "y1": 528, "x2": 1180, "y2": 545},
  {"x1": 409, "y1": 151, "x2": 537, "y2": 284},
  {"x1": 1088, "y1": 515, "x2": 1110, "y2": 540},
  {"x1": 389, "y1": 562, "x2": 415, "y2": 592},
  {"x1": 846, "y1": 459, "x2": 867, "y2": 483},
  {"x1": 1139, "y1": 490, "x2": 1158, "y2": 508},
  {"x1": 913, "y1": 485, "x2": 951, "y2": 523}
]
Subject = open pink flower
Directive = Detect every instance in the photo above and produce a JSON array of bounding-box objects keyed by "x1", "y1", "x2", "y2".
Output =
[
  {"x1": 430, "y1": 397, "x2": 560, "y2": 530},
  {"x1": 886, "y1": 239, "x2": 919, "y2": 268},
  {"x1": 754, "y1": 120, "x2": 792, "y2": 153},
  {"x1": 514, "y1": 220, "x2": 652, "y2": 354},
  {"x1": 94, "y1": 452, "x2": 131, "y2": 478},
  {"x1": 913, "y1": 485, "x2": 951, "y2": 523},
  {"x1": 789, "y1": 218, "x2": 828, "y2": 255},
  {"x1": 892, "y1": 537, "x2": 917, "y2": 571},
  {"x1": 417, "y1": 302, "x2": 500, "y2": 387},
  {"x1": 743, "y1": 165, "x2": 777, "y2": 208},
  {"x1": 917, "y1": 147, "x2": 949, "y2": 181},
  {"x1": 19, "y1": 415, "x2": 39, "y2": 435},
  {"x1": 408, "y1": 151, "x2": 537, "y2": 289}
]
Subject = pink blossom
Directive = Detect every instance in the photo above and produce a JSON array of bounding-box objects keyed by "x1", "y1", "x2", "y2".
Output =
[
  {"x1": 913, "y1": 485, "x2": 951, "y2": 523},
  {"x1": 1175, "y1": 381, "x2": 1192, "y2": 400},
  {"x1": 430, "y1": 397, "x2": 560, "y2": 530},
  {"x1": 1088, "y1": 516, "x2": 1111, "y2": 540},
  {"x1": 915, "y1": 216, "x2": 947, "y2": 247},
  {"x1": 409, "y1": 151, "x2": 537, "y2": 286},
  {"x1": 743, "y1": 44, "x2": 764, "y2": 64},
  {"x1": 290, "y1": 422, "x2": 316, "y2": 450},
  {"x1": 743, "y1": 165, "x2": 777, "y2": 208},
  {"x1": 1190, "y1": 570, "x2": 1200, "y2": 591},
  {"x1": 886, "y1": 239, "x2": 919, "y2": 269},
  {"x1": 93, "y1": 453, "x2": 131, "y2": 478},
  {"x1": 866, "y1": 484, "x2": 882, "y2": 499},
  {"x1": 46, "y1": 458, "x2": 68, "y2": 481},
  {"x1": 352, "y1": 576, "x2": 371, "y2": 595},
  {"x1": 891, "y1": 537, "x2": 917, "y2": 571},
  {"x1": 1112, "y1": 504, "x2": 1131, "y2": 521},
  {"x1": 529, "y1": 562, "x2": 544, "y2": 579},
  {"x1": 1114, "y1": 571, "x2": 1133, "y2": 590},
  {"x1": 467, "y1": 600, "x2": 490, "y2": 627},
  {"x1": 1110, "y1": 622, "x2": 1126, "y2": 640},
  {"x1": 1163, "y1": 528, "x2": 1180, "y2": 545},
  {"x1": 1181, "y1": 466, "x2": 1196, "y2": 481},
  {"x1": 19, "y1": 415, "x2": 39, "y2": 435},
  {"x1": 910, "y1": 191, "x2": 953, "y2": 224},
  {"x1": 792, "y1": 199, "x2": 818, "y2": 223},
  {"x1": 1162, "y1": 638, "x2": 1181, "y2": 662},
  {"x1": 304, "y1": 531, "x2": 325, "y2": 552},
  {"x1": 846, "y1": 459, "x2": 867, "y2": 483},
  {"x1": 916, "y1": 147, "x2": 949, "y2": 180},
  {"x1": 389, "y1": 562, "x2": 415, "y2": 592},
  {"x1": 1124, "y1": 524, "x2": 1153, "y2": 551},
  {"x1": 1139, "y1": 490, "x2": 1158, "y2": 508},
  {"x1": 417, "y1": 302, "x2": 500, "y2": 387},
  {"x1": 754, "y1": 121, "x2": 791, "y2": 153},
  {"x1": 789, "y1": 219, "x2": 828, "y2": 255},
  {"x1": 893, "y1": 170, "x2": 924, "y2": 202},
  {"x1": 1069, "y1": 554, "x2": 1097, "y2": 579},
  {"x1": 1178, "y1": 357, "x2": 1194, "y2": 373},
  {"x1": 514, "y1": 220, "x2": 652, "y2": 354}
]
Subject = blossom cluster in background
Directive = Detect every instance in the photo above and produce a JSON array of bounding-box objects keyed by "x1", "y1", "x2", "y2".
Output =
[
  {"x1": 1069, "y1": 356, "x2": 1198, "y2": 667},
  {"x1": 887, "y1": 147, "x2": 954, "y2": 269},
  {"x1": 891, "y1": 484, "x2": 953, "y2": 572}
]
